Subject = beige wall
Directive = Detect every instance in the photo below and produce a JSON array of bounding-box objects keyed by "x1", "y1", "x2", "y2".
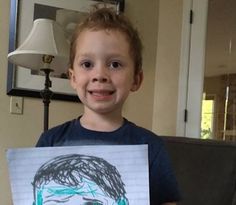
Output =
[
  {"x1": 152, "y1": 0, "x2": 183, "y2": 135},
  {"x1": 0, "y1": 0, "x2": 161, "y2": 204},
  {"x1": 123, "y1": 0, "x2": 159, "y2": 129}
]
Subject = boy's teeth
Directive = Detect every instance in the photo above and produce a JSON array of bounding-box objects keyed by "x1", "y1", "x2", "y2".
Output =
[{"x1": 92, "y1": 91, "x2": 112, "y2": 95}]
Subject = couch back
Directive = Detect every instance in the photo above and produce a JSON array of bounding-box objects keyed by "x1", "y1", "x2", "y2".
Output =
[{"x1": 162, "y1": 136, "x2": 236, "y2": 205}]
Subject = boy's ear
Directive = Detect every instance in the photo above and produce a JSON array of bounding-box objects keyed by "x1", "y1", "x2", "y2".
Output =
[
  {"x1": 130, "y1": 71, "x2": 143, "y2": 92},
  {"x1": 68, "y1": 68, "x2": 76, "y2": 89}
]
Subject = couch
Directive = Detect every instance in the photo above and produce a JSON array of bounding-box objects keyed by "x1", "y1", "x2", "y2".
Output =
[{"x1": 162, "y1": 136, "x2": 236, "y2": 205}]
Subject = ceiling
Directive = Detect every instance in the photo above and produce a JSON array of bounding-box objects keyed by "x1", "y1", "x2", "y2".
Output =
[{"x1": 204, "y1": 0, "x2": 236, "y2": 77}]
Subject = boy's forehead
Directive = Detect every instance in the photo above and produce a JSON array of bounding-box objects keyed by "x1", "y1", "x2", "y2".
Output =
[
  {"x1": 75, "y1": 28, "x2": 132, "y2": 54},
  {"x1": 78, "y1": 28, "x2": 127, "y2": 39}
]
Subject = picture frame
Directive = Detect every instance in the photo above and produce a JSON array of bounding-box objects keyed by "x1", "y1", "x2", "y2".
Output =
[{"x1": 7, "y1": 0, "x2": 124, "y2": 102}]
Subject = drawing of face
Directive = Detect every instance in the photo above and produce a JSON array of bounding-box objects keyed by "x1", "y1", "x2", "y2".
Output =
[
  {"x1": 34, "y1": 179, "x2": 127, "y2": 205},
  {"x1": 32, "y1": 154, "x2": 129, "y2": 205}
]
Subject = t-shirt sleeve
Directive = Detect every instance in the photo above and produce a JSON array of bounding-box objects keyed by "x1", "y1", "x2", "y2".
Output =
[
  {"x1": 149, "y1": 142, "x2": 181, "y2": 205},
  {"x1": 35, "y1": 132, "x2": 50, "y2": 147},
  {"x1": 35, "y1": 120, "x2": 72, "y2": 147}
]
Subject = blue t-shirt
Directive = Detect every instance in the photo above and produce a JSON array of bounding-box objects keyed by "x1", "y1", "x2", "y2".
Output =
[{"x1": 36, "y1": 118, "x2": 181, "y2": 205}]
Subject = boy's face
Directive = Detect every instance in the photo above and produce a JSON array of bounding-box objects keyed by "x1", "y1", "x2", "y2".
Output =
[{"x1": 69, "y1": 29, "x2": 143, "y2": 115}]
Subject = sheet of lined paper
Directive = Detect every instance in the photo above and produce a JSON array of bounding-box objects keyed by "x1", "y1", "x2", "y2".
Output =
[{"x1": 7, "y1": 145, "x2": 149, "y2": 205}]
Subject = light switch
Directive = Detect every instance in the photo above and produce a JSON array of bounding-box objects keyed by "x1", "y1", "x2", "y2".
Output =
[{"x1": 10, "y1": 96, "x2": 23, "y2": 114}]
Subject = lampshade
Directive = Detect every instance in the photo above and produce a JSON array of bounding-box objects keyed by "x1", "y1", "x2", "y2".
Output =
[{"x1": 8, "y1": 18, "x2": 69, "y2": 75}]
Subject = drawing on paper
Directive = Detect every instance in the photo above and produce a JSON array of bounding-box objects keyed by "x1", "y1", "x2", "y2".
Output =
[{"x1": 32, "y1": 154, "x2": 129, "y2": 205}]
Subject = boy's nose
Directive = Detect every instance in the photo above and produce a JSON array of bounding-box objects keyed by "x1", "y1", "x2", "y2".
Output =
[
  {"x1": 92, "y1": 66, "x2": 109, "y2": 83},
  {"x1": 92, "y1": 76, "x2": 108, "y2": 83}
]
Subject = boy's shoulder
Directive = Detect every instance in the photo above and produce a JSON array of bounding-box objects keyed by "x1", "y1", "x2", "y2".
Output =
[
  {"x1": 124, "y1": 119, "x2": 164, "y2": 145},
  {"x1": 46, "y1": 119, "x2": 77, "y2": 134},
  {"x1": 36, "y1": 119, "x2": 78, "y2": 147}
]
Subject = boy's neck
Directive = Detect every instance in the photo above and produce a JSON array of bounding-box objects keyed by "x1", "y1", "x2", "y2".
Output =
[{"x1": 80, "y1": 111, "x2": 124, "y2": 132}]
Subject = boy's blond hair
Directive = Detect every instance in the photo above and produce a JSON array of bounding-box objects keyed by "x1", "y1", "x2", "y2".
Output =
[{"x1": 69, "y1": 7, "x2": 143, "y2": 74}]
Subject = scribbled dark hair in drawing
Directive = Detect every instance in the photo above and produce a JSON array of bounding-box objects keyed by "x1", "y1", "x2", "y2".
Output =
[{"x1": 32, "y1": 154, "x2": 128, "y2": 203}]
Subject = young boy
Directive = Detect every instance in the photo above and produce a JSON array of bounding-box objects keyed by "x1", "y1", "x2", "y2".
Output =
[{"x1": 36, "y1": 7, "x2": 181, "y2": 205}]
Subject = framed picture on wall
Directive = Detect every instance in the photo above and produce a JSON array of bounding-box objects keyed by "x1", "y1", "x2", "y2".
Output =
[{"x1": 7, "y1": 0, "x2": 124, "y2": 102}]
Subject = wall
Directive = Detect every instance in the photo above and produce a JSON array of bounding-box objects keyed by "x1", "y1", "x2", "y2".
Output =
[
  {"x1": 0, "y1": 0, "x2": 159, "y2": 204},
  {"x1": 152, "y1": 0, "x2": 183, "y2": 135},
  {"x1": 123, "y1": 0, "x2": 159, "y2": 128}
]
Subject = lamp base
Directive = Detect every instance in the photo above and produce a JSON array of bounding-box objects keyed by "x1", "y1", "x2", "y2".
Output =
[{"x1": 40, "y1": 68, "x2": 53, "y2": 131}]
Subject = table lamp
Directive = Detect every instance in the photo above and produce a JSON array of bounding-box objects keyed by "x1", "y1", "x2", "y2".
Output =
[{"x1": 8, "y1": 18, "x2": 69, "y2": 131}]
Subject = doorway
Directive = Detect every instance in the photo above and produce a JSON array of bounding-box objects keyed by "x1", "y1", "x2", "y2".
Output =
[
  {"x1": 202, "y1": 0, "x2": 236, "y2": 141},
  {"x1": 178, "y1": 0, "x2": 236, "y2": 141}
]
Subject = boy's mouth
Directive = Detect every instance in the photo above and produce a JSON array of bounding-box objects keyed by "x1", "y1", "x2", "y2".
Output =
[{"x1": 88, "y1": 90, "x2": 115, "y2": 96}]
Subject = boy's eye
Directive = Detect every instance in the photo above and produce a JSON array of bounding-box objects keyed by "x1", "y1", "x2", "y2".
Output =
[
  {"x1": 109, "y1": 61, "x2": 122, "y2": 69},
  {"x1": 81, "y1": 61, "x2": 93, "y2": 69}
]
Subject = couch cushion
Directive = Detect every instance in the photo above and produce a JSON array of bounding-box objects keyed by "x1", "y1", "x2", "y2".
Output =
[{"x1": 162, "y1": 136, "x2": 236, "y2": 205}]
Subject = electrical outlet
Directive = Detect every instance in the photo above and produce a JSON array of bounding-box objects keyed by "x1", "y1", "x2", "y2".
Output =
[{"x1": 10, "y1": 96, "x2": 23, "y2": 114}]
